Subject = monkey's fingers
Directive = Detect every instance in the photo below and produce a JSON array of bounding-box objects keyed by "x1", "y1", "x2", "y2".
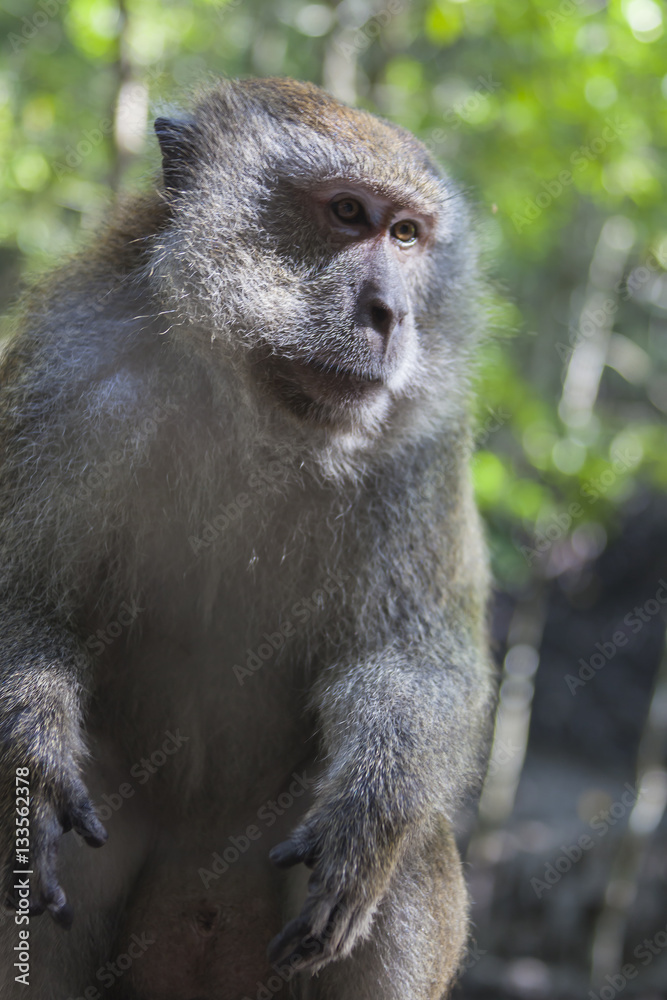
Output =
[
  {"x1": 267, "y1": 894, "x2": 334, "y2": 964},
  {"x1": 269, "y1": 825, "x2": 317, "y2": 869},
  {"x1": 32, "y1": 886, "x2": 74, "y2": 929},
  {"x1": 268, "y1": 894, "x2": 367, "y2": 972},
  {"x1": 267, "y1": 933, "x2": 323, "y2": 971},
  {"x1": 19, "y1": 777, "x2": 106, "y2": 929},
  {"x1": 64, "y1": 780, "x2": 108, "y2": 847},
  {"x1": 29, "y1": 817, "x2": 75, "y2": 928},
  {"x1": 269, "y1": 840, "x2": 310, "y2": 869}
]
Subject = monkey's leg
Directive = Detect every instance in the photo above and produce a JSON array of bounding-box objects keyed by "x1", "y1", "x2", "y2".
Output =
[{"x1": 297, "y1": 818, "x2": 468, "y2": 1000}]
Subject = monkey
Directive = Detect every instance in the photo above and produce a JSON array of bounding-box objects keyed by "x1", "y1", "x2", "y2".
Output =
[{"x1": 0, "y1": 77, "x2": 495, "y2": 999}]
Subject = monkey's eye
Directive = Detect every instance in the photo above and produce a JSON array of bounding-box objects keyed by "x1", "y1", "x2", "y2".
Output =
[
  {"x1": 331, "y1": 197, "x2": 366, "y2": 225},
  {"x1": 391, "y1": 220, "x2": 419, "y2": 246}
]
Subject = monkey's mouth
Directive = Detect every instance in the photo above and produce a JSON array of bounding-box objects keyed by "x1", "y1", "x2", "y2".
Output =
[{"x1": 263, "y1": 354, "x2": 384, "y2": 422}]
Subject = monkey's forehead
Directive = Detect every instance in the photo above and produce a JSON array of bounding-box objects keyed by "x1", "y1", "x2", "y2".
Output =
[
  {"x1": 193, "y1": 77, "x2": 450, "y2": 208},
  {"x1": 231, "y1": 77, "x2": 425, "y2": 150}
]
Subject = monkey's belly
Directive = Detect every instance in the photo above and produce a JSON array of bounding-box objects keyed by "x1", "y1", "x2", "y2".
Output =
[
  {"x1": 122, "y1": 860, "x2": 285, "y2": 998},
  {"x1": 115, "y1": 813, "x2": 307, "y2": 999},
  {"x1": 77, "y1": 738, "x2": 313, "y2": 998},
  {"x1": 75, "y1": 612, "x2": 316, "y2": 993}
]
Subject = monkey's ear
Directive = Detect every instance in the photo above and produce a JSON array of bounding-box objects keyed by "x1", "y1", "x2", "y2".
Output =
[{"x1": 154, "y1": 116, "x2": 200, "y2": 194}]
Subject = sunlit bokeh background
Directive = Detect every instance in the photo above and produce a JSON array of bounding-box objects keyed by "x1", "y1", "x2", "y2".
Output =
[{"x1": 1, "y1": 1, "x2": 666, "y2": 997}]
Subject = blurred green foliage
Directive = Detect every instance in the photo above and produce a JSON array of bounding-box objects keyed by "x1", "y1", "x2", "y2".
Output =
[{"x1": 1, "y1": 0, "x2": 666, "y2": 587}]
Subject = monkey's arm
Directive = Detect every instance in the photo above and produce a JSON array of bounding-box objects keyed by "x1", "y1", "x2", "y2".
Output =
[
  {"x1": 269, "y1": 633, "x2": 494, "y2": 971},
  {"x1": 0, "y1": 602, "x2": 107, "y2": 926}
]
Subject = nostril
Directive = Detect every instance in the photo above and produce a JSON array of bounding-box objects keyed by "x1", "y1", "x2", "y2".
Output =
[{"x1": 369, "y1": 301, "x2": 395, "y2": 340}]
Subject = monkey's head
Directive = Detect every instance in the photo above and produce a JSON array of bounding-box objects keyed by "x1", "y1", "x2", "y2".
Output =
[{"x1": 150, "y1": 78, "x2": 479, "y2": 445}]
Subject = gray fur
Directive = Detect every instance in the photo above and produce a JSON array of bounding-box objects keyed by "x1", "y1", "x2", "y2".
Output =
[{"x1": 0, "y1": 77, "x2": 495, "y2": 998}]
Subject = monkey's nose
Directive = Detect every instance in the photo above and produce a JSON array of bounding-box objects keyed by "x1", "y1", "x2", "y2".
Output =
[
  {"x1": 358, "y1": 289, "x2": 407, "y2": 354},
  {"x1": 369, "y1": 299, "x2": 398, "y2": 340}
]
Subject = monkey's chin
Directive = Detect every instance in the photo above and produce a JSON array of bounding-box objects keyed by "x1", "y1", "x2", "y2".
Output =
[{"x1": 262, "y1": 356, "x2": 388, "y2": 430}]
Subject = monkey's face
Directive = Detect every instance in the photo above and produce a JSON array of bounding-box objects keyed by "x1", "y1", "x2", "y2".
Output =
[
  {"x1": 245, "y1": 179, "x2": 440, "y2": 432},
  {"x1": 152, "y1": 79, "x2": 477, "y2": 440}
]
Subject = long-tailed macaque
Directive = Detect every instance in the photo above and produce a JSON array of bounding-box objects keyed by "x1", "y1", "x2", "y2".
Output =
[{"x1": 0, "y1": 78, "x2": 495, "y2": 999}]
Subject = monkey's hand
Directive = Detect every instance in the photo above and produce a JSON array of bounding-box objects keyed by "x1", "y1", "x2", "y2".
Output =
[
  {"x1": 0, "y1": 710, "x2": 107, "y2": 927},
  {"x1": 268, "y1": 784, "x2": 407, "y2": 971}
]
